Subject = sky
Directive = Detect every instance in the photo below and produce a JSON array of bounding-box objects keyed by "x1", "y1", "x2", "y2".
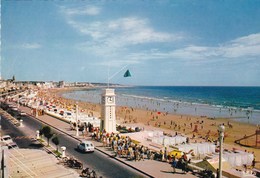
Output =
[{"x1": 1, "y1": 0, "x2": 260, "y2": 86}]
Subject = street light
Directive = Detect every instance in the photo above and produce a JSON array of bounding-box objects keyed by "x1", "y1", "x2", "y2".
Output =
[
  {"x1": 75, "y1": 102, "x2": 79, "y2": 137},
  {"x1": 218, "y1": 125, "x2": 225, "y2": 178},
  {"x1": 17, "y1": 98, "x2": 20, "y2": 108},
  {"x1": 17, "y1": 97, "x2": 24, "y2": 109},
  {"x1": 0, "y1": 116, "x2": 2, "y2": 138},
  {"x1": 35, "y1": 100, "x2": 39, "y2": 118}
]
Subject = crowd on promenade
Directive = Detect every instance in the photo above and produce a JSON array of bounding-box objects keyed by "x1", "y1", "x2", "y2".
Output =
[
  {"x1": 94, "y1": 131, "x2": 154, "y2": 161},
  {"x1": 88, "y1": 128, "x2": 192, "y2": 174}
]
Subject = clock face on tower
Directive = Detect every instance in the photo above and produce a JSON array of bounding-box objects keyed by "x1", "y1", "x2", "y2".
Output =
[{"x1": 107, "y1": 96, "x2": 114, "y2": 103}]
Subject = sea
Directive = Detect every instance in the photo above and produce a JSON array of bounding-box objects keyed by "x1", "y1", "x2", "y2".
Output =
[{"x1": 61, "y1": 86, "x2": 260, "y2": 125}]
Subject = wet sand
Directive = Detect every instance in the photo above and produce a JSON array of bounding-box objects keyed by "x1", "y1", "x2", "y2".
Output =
[{"x1": 38, "y1": 88, "x2": 260, "y2": 169}]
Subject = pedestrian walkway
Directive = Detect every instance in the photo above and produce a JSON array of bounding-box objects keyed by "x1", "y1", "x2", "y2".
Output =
[
  {"x1": 18, "y1": 104, "x2": 197, "y2": 178},
  {"x1": 8, "y1": 148, "x2": 78, "y2": 178}
]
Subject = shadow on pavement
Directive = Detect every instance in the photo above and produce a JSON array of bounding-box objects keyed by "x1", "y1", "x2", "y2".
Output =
[
  {"x1": 29, "y1": 143, "x2": 44, "y2": 148},
  {"x1": 160, "y1": 170, "x2": 187, "y2": 175}
]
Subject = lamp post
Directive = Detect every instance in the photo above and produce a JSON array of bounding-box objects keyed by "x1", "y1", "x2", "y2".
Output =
[
  {"x1": 17, "y1": 97, "x2": 25, "y2": 109},
  {"x1": 17, "y1": 98, "x2": 20, "y2": 108},
  {"x1": 0, "y1": 116, "x2": 2, "y2": 138},
  {"x1": 218, "y1": 125, "x2": 225, "y2": 178},
  {"x1": 75, "y1": 102, "x2": 79, "y2": 137},
  {"x1": 35, "y1": 100, "x2": 39, "y2": 118}
]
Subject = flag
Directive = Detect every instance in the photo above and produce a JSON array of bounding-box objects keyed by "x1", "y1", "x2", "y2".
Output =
[{"x1": 124, "y1": 69, "x2": 131, "y2": 77}]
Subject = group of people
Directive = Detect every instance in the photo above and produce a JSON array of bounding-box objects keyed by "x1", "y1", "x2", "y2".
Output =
[
  {"x1": 91, "y1": 130, "x2": 174, "y2": 162},
  {"x1": 171, "y1": 153, "x2": 191, "y2": 174},
  {"x1": 70, "y1": 121, "x2": 97, "y2": 137},
  {"x1": 90, "y1": 129, "x2": 192, "y2": 175}
]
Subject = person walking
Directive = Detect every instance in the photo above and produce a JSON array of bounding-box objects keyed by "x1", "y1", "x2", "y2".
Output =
[
  {"x1": 171, "y1": 154, "x2": 178, "y2": 173},
  {"x1": 164, "y1": 147, "x2": 168, "y2": 162}
]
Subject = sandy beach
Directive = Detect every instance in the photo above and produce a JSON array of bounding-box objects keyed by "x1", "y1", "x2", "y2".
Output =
[{"x1": 38, "y1": 87, "x2": 260, "y2": 169}]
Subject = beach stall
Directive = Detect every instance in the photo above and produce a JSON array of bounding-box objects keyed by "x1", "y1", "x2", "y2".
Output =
[
  {"x1": 175, "y1": 142, "x2": 216, "y2": 156},
  {"x1": 151, "y1": 135, "x2": 187, "y2": 146},
  {"x1": 223, "y1": 150, "x2": 254, "y2": 167},
  {"x1": 146, "y1": 130, "x2": 187, "y2": 146},
  {"x1": 146, "y1": 130, "x2": 164, "y2": 137},
  {"x1": 195, "y1": 148, "x2": 253, "y2": 169}
]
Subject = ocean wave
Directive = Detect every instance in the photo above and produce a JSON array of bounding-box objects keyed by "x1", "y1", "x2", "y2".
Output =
[
  {"x1": 62, "y1": 87, "x2": 260, "y2": 125},
  {"x1": 121, "y1": 94, "x2": 160, "y2": 101},
  {"x1": 119, "y1": 93, "x2": 259, "y2": 113}
]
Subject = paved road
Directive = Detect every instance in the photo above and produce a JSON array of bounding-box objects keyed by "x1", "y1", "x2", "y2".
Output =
[
  {"x1": 1, "y1": 110, "x2": 147, "y2": 178},
  {"x1": 1, "y1": 115, "x2": 40, "y2": 149}
]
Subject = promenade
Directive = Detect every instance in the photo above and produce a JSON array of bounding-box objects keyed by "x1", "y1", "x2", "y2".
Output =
[
  {"x1": 8, "y1": 149, "x2": 79, "y2": 178},
  {"x1": 17, "y1": 104, "x2": 197, "y2": 178}
]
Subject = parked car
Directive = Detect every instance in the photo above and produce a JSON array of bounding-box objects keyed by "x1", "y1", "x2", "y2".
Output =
[
  {"x1": 1, "y1": 135, "x2": 14, "y2": 145},
  {"x1": 19, "y1": 112, "x2": 27, "y2": 116},
  {"x1": 77, "y1": 141, "x2": 95, "y2": 153},
  {"x1": 8, "y1": 142, "x2": 18, "y2": 149},
  {"x1": 1, "y1": 135, "x2": 18, "y2": 149}
]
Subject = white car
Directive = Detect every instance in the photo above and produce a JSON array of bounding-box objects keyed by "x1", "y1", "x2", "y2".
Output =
[
  {"x1": 77, "y1": 141, "x2": 95, "y2": 153},
  {"x1": 19, "y1": 112, "x2": 27, "y2": 116},
  {"x1": 1, "y1": 135, "x2": 18, "y2": 148},
  {"x1": 1, "y1": 135, "x2": 14, "y2": 145},
  {"x1": 8, "y1": 142, "x2": 18, "y2": 149}
]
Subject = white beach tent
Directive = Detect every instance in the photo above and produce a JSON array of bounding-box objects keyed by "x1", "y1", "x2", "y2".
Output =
[
  {"x1": 223, "y1": 150, "x2": 254, "y2": 167},
  {"x1": 146, "y1": 130, "x2": 187, "y2": 146},
  {"x1": 175, "y1": 143, "x2": 216, "y2": 156}
]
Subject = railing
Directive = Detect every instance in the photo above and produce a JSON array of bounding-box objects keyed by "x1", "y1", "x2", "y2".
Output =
[{"x1": 0, "y1": 90, "x2": 25, "y2": 98}]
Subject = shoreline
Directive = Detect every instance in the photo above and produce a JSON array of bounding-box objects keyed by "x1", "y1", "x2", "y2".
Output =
[
  {"x1": 39, "y1": 87, "x2": 260, "y2": 168},
  {"x1": 60, "y1": 86, "x2": 260, "y2": 125},
  {"x1": 52, "y1": 87, "x2": 258, "y2": 137}
]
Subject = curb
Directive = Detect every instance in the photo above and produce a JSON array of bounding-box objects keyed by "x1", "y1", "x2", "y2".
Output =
[
  {"x1": 26, "y1": 113, "x2": 154, "y2": 178},
  {"x1": 94, "y1": 147, "x2": 154, "y2": 178},
  {"x1": 45, "y1": 112, "x2": 70, "y2": 124}
]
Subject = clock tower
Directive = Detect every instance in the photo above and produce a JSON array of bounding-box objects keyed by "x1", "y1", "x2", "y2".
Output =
[{"x1": 100, "y1": 88, "x2": 117, "y2": 133}]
